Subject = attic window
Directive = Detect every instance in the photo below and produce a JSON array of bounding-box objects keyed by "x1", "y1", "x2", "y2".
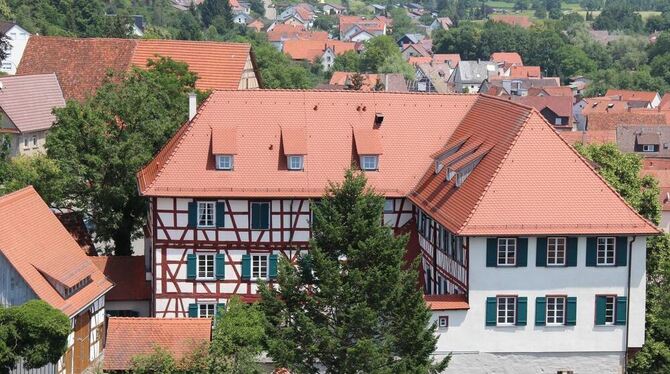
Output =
[
  {"x1": 361, "y1": 155, "x2": 379, "y2": 171},
  {"x1": 212, "y1": 127, "x2": 237, "y2": 169},
  {"x1": 447, "y1": 145, "x2": 492, "y2": 187},
  {"x1": 288, "y1": 155, "x2": 304, "y2": 170},
  {"x1": 281, "y1": 127, "x2": 307, "y2": 171},
  {"x1": 63, "y1": 276, "x2": 92, "y2": 298},
  {"x1": 216, "y1": 155, "x2": 234, "y2": 170},
  {"x1": 353, "y1": 127, "x2": 382, "y2": 171},
  {"x1": 374, "y1": 113, "x2": 384, "y2": 126},
  {"x1": 431, "y1": 137, "x2": 469, "y2": 174}
]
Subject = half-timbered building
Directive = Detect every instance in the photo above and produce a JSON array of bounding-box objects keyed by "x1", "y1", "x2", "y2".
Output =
[{"x1": 137, "y1": 90, "x2": 658, "y2": 373}]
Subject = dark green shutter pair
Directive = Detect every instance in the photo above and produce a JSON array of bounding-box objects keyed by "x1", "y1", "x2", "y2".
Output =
[
  {"x1": 187, "y1": 302, "x2": 226, "y2": 318},
  {"x1": 485, "y1": 297, "x2": 527, "y2": 326},
  {"x1": 536, "y1": 237, "x2": 578, "y2": 266},
  {"x1": 586, "y1": 237, "x2": 628, "y2": 266},
  {"x1": 250, "y1": 202, "x2": 270, "y2": 230},
  {"x1": 535, "y1": 297, "x2": 577, "y2": 326},
  {"x1": 241, "y1": 254, "x2": 278, "y2": 280},
  {"x1": 187, "y1": 201, "x2": 226, "y2": 227},
  {"x1": 186, "y1": 253, "x2": 226, "y2": 279},
  {"x1": 595, "y1": 295, "x2": 627, "y2": 325},
  {"x1": 486, "y1": 238, "x2": 528, "y2": 267}
]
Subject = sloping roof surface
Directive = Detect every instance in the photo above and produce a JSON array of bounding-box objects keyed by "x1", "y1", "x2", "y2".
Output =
[
  {"x1": 587, "y1": 112, "x2": 667, "y2": 131},
  {"x1": 559, "y1": 130, "x2": 616, "y2": 145},
  {"x1": 0, "y1": 187, "x2": 113, "y2": 316},
  {"x1": 424, "y1": 294, "x2": 469, "y2": 310},
  {"x1": 509, "y1": 65, "x2": 541, "y2": 78},
  {"x1": 409, "y1": 96, "x2": 658, "y2": 236},
  {"x1": 491, "y1": 52, "x2": 522, "y2": 65},
  {"x1": 90, "y1": 256, "x2": 150, "y2": 302},
  {"x1": 267, "y1": 24, "x2": 327, "y2": 42},
  {"x1": 137, "y1": 90, "x2": 478, "y2": 198},
  {"x1": 456, "y1": 61, "x2": 496, "y2": 83},
  {"x1": 283, "y1": 40, "x2": 355, "y2": 61},
  {"x1": 432, "y1": 54, "x2": 461, "y2": 67},
  {"x1": 18, "y1": 37, "x2": 255, "y2": 101},
  {"x1": 605, "y1": 89, "x2": 658, "y2": 104},
  {"x1": 0, "y1": 21, "x2": 17, "y2": 35},
  {"x1": 510, "y1": 95, "x2": 572, "y2": 121},
  {"x1": 104, "y1": 317, "x2": 212, "y2": 371},
  {"x1": 0, "y1": 74, "x2": 65, "y2": 133}
]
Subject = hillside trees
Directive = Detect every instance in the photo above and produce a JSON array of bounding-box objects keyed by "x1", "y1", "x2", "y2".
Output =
[{"x1": 259, "y1": 169, "x2": 448, "y2": 373}]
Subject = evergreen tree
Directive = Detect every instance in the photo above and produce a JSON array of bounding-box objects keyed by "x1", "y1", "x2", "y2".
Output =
[
  {"x1": 200, "y1": 0, "x2": 233, "y2": 28},
  {"x1": 260, "y1": 169, "x2": 448, "y2": 374}
]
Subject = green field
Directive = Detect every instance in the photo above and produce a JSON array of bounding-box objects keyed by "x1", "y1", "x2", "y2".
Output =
[{"x1": 485, "y1": 0, "x2": 661, "y2": 20}]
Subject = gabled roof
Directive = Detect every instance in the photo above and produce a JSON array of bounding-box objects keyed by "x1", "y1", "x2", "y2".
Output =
[
  {"x1": 0, "y1": 187, "x2": 113, "y2": 317},
  {"x1": 283, "y1": 39, "x2": 356, "y2": 61},
  {"x1": 266, "y1": 24, "x2": 328, "y2": 43},
  {"x1": 137, "y1": 90, "x2": 478, "y2": 198},
  {"x1": 104, "y1": 317, "x2": 212, "y2": 371},
  {"x1": 339, "y1": 15, "x2": 386, "y2": 35},
  {"x1": 510, "y1": 95, "x2": 573, "y2": 122},
  {"x1": 432, "y1": 54, "x2": 460, "y2": 67},
  {"x1": 0, "y1": 74, "x2": 65, "y2": 133},
  {"x1": 490, "y1": 52, "x2": 522, "y2": 66},
  {"x1": 402, "y1": 42, "x2": 431, "y2": 57},
  {"x1": 0, "y1": 21, "x2": 18, "y2": 35},
  {"x1": 455, "y1": 61, "x2": 496, "y2": 83},
  {"x1": 509, "y1": 65, "x2": 541, "y2": 78},
  {"x1": 587, "y1": 112, "x2": 667, "y2": 131},
  {"x1": 559, "y1": 130, "x2": 616, "y2": 145},
  {"x1": 605, "y1": 89, "x2": 658, "y2": 104},
  {"x1": 535, "y1": 86, "x2": 573, "y2": 97},
  {"x1": 410, "y1": 96, "x2": 658, "y2": 236},
  {"x1": 18, "y1": 37, "x2": 257, "y2": 101},
  {"x1": 90, "y1": 256, "x2": 150, "y2": 302}
]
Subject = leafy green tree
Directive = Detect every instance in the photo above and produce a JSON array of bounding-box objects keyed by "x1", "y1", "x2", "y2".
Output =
[
  {"x1": 514, "y1": 0, "x2": 530, "y2": 11},
  {"x1": 377, "y1": 53, "x2": 415, "y2": 80},
  {"x1": 432, "y1": 22, "x2": 482, "y2": 59},
  {"x1": 650, "y1": 53, "x2": 670, "y2": 85},
  {"x1": 360, "y1": 35, "x2": 403, "y2": 73},
  {"x1": 388, "y1": 7, "x2": 416, "y2": 38},
  {"x1": 177, "y1": 10, "x2": 204, "y2": 40},
  {"x1": 46, "y1": 57, "x2": 204, "y2": 255},
  {"x1": 332, "y1": 50, "x2": 362, "y2": 72},
  {"x1": 478, "y1": 21, "x2": 528, "y2": 59},
  {"x1": 0, "y1": 300, "x2": 70, "y2": 373},
  {"x1": 200, "y1": 0, "x2": 233, "y2": 28},
  {"x1": 580, "y1": 0, "x2": 603, "y2": 11},
  {"x1": 260, "y1": 169, "x2": 448, "y2": 374},
  {"x1": 649, "y1": 31, "x2": 670, "y2": 60},
  {"x1": 67, "y1": 0, "x2": 106, "y2": 37},
  {"x1": 209, "y1": 297, "x2": 266, "y2": 374},
  {"x1": 525, "y1": 28, "x2": 565, "y2": 76},
  {"x1": 557, "y1": 45, "x2": 596, "y2": 79},
  {"x1": 249, "y1": 0, "x2": 265, "y2": 17},
  {"x1": 313, "y1": 14, "x2": 337, "y2": 32},
  {"x1": 130, "y1": 347, "x2": 178, "y2": 374},
  {"x1": 593, "y1": 0, "x2": 644, "y2": 32},
  {"x1": 0, "y1": 155, "x2": 67, "y2": 205},
  {"x1": 251, "y1": 38, "x2": 316, "y2": 88}
]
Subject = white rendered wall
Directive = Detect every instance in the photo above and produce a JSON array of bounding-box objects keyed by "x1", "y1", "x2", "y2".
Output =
[
  {"x1": 431, "y1": 236, "x2": 647, "y2": 355},
  {"x1": 2, "y1": 25, "x2": 29, "y2": 75}
]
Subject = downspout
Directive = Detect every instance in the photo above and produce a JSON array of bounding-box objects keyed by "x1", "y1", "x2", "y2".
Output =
[{"x1": 624, "y1": 236, "x2": 636, "y2": 373}]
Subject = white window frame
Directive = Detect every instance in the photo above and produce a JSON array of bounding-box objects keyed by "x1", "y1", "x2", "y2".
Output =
[
  {"x1": 438, "y1": 316, "x2": 448, "y2": 328},
  {"x1": 22, "y1": 136, "x2": 28, "y2": 149},
  {"x1": 216, "y1": 154, "x2": 234, "y2": 170},
  {"x1": 497, "y1": 238, "x2": 517, "y2": 266},
  {"x1": 642, "y1": 144, "x2": 655, "y2": 152},
  {"x1": 198, "y1": 303, "x2": 216, "y2": 318},
  {"x1": 546, "y1": 296, "x2": 566, "y2": 326},
  {"x1": 547, "y1": 237, "x2": 566, "y2": 266},
  {"x1": 604, "y1": 295, "x2": 616, "y2": 325},
  {"x1": 197, "y1": 201, "x2": 215, "y2": 228},
  {"x1": 496, "y1": 296, "x2": 516, "y2": 326},
  {"x1": 197, "y1": 254, "x2": 215, "y2": 280},
  {"x1": 251, "y1": 254, "x2": 269, "y2": 280},
  {"x1": 31, "y1": 135, "x2": 37, "y2": 148},
  {"x1": 361, "y1": 155, "x2": 379, "y2": 171},
  {"x1": 597, "y1": 237, "x2": 615, "y2": 266},
  {"x1": 287, "y1": 155, "x2": 304, "y2": 170}
]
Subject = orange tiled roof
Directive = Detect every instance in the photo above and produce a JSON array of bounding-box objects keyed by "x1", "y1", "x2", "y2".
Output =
[
  {"x1": 582, "y1": 97, "x2": 629, "y2": 115},
  {"x1": 660, "y1": 93, "x2": 670, "y2": 110},
  {"x1": 490, "y1": 14, "x2": 533, "y2": 28},
  {"x1": 137, "y1": 90, "x2": 478, "y2": 198},
  {"x1": 283, "y1": 39, "x2": 356, "y2": 61},
  {"x1": 559, "y1": 130, "x2": 616, "y2": 145},
  {"x1": 17, "y1": 37, "x2": 256, "y2": 101},
  {"x1": 104, "y1": 317, "x2": 212, "y2": 371},
  {"x1": 409, "y1": 95, "x2": 658, "y2": 236},
  {"x1": 509, "y1": 65, "x2": 541, "y2": 78},
  {"x1": 491, "y1": 52, "x2": 522, "y2": 65},
  {"x1": 408, "y1": 56, "x2": 432, "y2": 65},
  {"x1": 0, "y1": 187, "x2": 113, "y2": 316},
  {"x1": 605, "y1": 89, "x2": 658, "y2": 104},
  {"x1": 90, "y1": 256, "x2": 150, "y2": 302},
  {"x1": 432, "y1": 54, "x2": 460, "y2": 67},
  {"x1": 587, "y1": 112, "x2": 667, "y2": 131},
  {"x1": 539, "y1": 86, "x2": 573, "y2": 97},
  {"x1": 339, "y1": 15, "x2": 386, "y2": 34},
  {"x1": 266, "y1": 24, "x2": 328, "y2": 43},
  {"x1": 424, "y1": 294, "x2": 469, "y2": 310}
]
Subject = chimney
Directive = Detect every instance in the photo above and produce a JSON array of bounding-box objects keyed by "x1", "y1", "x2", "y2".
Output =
[{"x1": 188, "y1": 92, "x2": 197, "y2": 121}]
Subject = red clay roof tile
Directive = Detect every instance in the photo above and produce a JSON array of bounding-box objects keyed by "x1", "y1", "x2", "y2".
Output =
[
  {"x1": 283, "y1": 39, "x2": 355, "y2": 61},
  {"x1": 212, "y1": 127, "x2": 238, "y2": 155},
  {"x1": 90, "y1": 256, "x2": 150, "y2": 302}
]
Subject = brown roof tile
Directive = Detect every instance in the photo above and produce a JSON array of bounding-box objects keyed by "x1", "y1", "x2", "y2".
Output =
[
  {"x1": 587, "y1": 112, "x2": 667, "y2": 131},
  {"x1": 490, "y1": 52, "x2": 522, "y2": 65},
  {"x1": 90, "y1": 256, "x2": 150, "y2": 302},
  {"x1": 283, "y1": 39, "x2": 355, "y2": 61},
  {"x1": 424, "y1": 294, "x2": 469, "y2": 310}
]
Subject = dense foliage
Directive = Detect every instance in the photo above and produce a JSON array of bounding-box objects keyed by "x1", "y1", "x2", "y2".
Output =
[
  {"x1": 0, "y1": 300, "x2": 70, "y2": 374},
  {"x1": 259, "y1": 169, "x2": 448, "y2": 373}
]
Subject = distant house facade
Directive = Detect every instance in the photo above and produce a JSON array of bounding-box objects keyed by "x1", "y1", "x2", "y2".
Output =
[
  {"x1": 323, "y1": 3, "x2": 346, "y2": 15},
  {"x1": 0, "y1": 73, "x2": 65, "y2": 157},
  {"x1": 339, "y1": 15, "x2": 387, "y2": 41},
  {"x1": 448, "y1": 60, "x2": 497, "y2": 93},
  {"x1": 0, "y1": 187, "x2": 113, "y2": 374},
  {"x1": 0, "y1": 22, "x2": 30, "y2": 75}
]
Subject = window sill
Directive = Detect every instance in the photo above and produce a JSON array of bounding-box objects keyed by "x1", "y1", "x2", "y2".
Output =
[
  {"x1": 196, "y1": 277, "x2": 216, "y2": 281},
  {"x1": 197, "y1": 225, "x2": 216, "y2": 229}
]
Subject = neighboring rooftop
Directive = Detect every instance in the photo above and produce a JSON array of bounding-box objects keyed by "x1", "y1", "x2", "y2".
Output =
[
  {"x1": 104, "y1": 317, "x2": 212, "y2": 371},
  {"x1": 90, "y1": 256, "x2": 150, "y2": 302},
  {"x1": 490, "y1": 52, "x2": 522, "y2": 66},
  {"x1": 0, "y1": 73, "x2": 65, "y2": 133},
  {"x1": 586, "y1": 112, "x2": 667, "y2": 131},
  {"x1": 424, "y1": 294, "x2": 470, "y2": 311},
  {"x1": 283, "y1": 39, "x2": 356, "y2": 61}
]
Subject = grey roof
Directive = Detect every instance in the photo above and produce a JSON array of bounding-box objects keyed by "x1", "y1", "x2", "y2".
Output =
[
  {"x1": 416, "y1": 63, "x2": 453, "y2": 93},
  {"x1": 455, "y1": 61, "x2": 496, "y2": 83},
  {"x1": 0, "y1": 73, "x2": 65, "y2": 133},
  {"x1": 0, "y1": 22, "x2": 16, "y2": 35},
  {"x1": 617, "y1": 125, "x2": 670, "y2": 156}
]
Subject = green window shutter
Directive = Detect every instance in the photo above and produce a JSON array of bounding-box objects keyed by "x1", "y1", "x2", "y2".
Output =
[
  {"x1": 486, "y1": 238, "x2": 497, "y2": 267},
  {"x1": 615, "y1": 296, "x2": 627, "y2": 325},
  {"x1": 241, "y1": 254, "x2": 251, "y2": 280},
  {"x1": 566, "y1": 237, "x2": 578, "y2": 267},
  {"x1": 535, "y1": 297, "x2": 546, "y2": 326},
  {"x1": 215, "y1": 253, "x2": 225, "y2": 279},
  {"x1": 566, "y1": 297, "x2": 577, "y2": 326},
  {"x1": 188, "y1": 303, "x2": 198, "y2": 318},
  {"x1": 216, "y1": 202, "x2": 225, "y2": 227},
  {"x1": 595, "y1": 295, "x2": 607, "y2": 325},
  {"x1": 187, "y1": 202, "x2": 197, "y2": 227},
  {"x1": 269, "y1": 254, "x2": 278, "y2": 279},
  {"x1": 216, "y1": 303, "x2": 226, "y2": 318},
  {"x1": 586, "y1": 237, "x2": 597, "y2": 267},
  {"x1": 616, "y1": 236, "x2": 628, "y2": 266},
  {"x1": 485, "y1": 297, "x2": 497, "y2": 326},
  {"x1": 187, "y1": 254, "x2": 196, "y2": 279},
  {"x1": 251, "y1": 203, "x2": 260, "y2": 229},
  {"x1": 261, "y1": 203, "x2": 270, "y2": 229},
  {"x1": 517, "y1": 238, "x2": 528, "y2": 267},
  {"x1": 516, "y1": 297, "x2": 527, "y2": 326},
  {"x1": 536, "y1": 237, "x2": 547, "y2": 267}
]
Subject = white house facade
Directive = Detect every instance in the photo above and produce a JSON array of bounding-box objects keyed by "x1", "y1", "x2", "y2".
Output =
[{"x1": 0, "y1": 22, "x2": 30, "y2": 75}]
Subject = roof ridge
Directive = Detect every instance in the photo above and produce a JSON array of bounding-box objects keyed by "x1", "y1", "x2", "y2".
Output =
[
  {"x1": 205, "y1": 89, "x2": 481, "y2": 96},
  {"x1": 457, "y1": 97, "x2": 533, "y2": 234}
]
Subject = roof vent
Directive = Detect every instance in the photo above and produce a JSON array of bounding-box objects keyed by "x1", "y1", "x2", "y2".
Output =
[{"x1": 374, "y1": 113, "x2": 384, "y2": 126}]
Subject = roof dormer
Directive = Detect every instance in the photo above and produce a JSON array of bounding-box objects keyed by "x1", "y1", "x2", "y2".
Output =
[
  {"x1": 431, "y1": 136, "x2": 469, "y2": 174},
  {"x1": 212, "y1": 127, "x2": 237, "y2": 171},
  {"x1": 281, "y1": 126, "x2": 307, "y2": 171},
  {"x1": 353, "y1": 127, "x2": 383, "y2": 171}
]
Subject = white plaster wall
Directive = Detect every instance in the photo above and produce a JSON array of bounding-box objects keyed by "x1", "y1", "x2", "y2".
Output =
[
  {"x1": 432, "y1": 236, "x2": 647, "y2": 355},
  {"x1": 2, "y1": 25, "x2": 29, "y2": 75}
]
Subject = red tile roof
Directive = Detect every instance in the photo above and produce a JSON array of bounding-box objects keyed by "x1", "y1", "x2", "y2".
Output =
[
  {"x1": 408, "y1": 56, "x2": 432, "y2": 65},
  {"x1": 587, "y1": 112, "x2": 667, "y2": 131},
  {"x1": 424, "y1": 294, "x2": 469, "y2": 310},
  {"x1": 538, "y1": 86, "x2": 573, "y2": 97},
  {"x1": 660, "y1": 93, "x2": 670, "y2": 110},
  {"x1": 339, "y1": 15, "x2": 386, "y2": 35},
  {"x1": 0, "y1": 187, "x2": 113, "y2": 316},
  {"x1": 137, "y1": 91, "x2": 478, "y2": 198},
  {"x1": 641, "y1": 169, "x2": 670, "y2": 211},
  {"x1": 410, "y1": 95, "x2": 658, "y2": 236},
  {"x1": 490, "y1": 14, "x2": 533, "y2": 28},
  {"x1": 559, "y1": 130, "x2": 616, "y2": 145},
  {"x1": 432, "y1": 54, "x2": 461, "y2": 67},
  {"x1": 510, "y1": 95, "x2": 573, "y2": 124},
  {"x1": 490, "y1": 52, "x2": 522, "y2": 66},
  {"x1": 509, "y1": 65, "x2": 541, "y2": 78},
  {"x1": 266, "y1": 24, "x2": 328, "y2": 43},
  {"x1": 605, "y1": 89, "x2": 658, "y2": 104},
  {"x1": 0, "y1": 74, "x2": 65, "y2": 133},
  {"x1": 329, "y1": 72, "x2": 379, "y2": 87},
  {"x1": 90, "y1": 256, "x2": 150, "y2": 302},
  {"x1": 104, "y1": 317, "x2": 212, "y2": 371},
  {"x1": 17, "y1": 37, "x2": 257, "y2": 101},
  {"x1": 283, "y1": 40, "x2": 355, "y2": 61}
]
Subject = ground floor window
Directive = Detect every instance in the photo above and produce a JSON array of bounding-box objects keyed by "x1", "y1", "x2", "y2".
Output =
[
  {"x1": 546, "y1": 296, "x2": 566, "y2": 325},
  {"x1": 497, "y1": 296, "x2": 516, "y2": 326}
]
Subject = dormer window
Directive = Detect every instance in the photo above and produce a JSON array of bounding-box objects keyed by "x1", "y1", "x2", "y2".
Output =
[
  {"x1": 361, "y1": 155, "x2": 379, "y2": 171},
  {"x1": 216, "y1": 155, "x2": 234, "y2": 170},
  {"x1": 288, "y1": 155, "x2": 304, "y2": 170}
]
